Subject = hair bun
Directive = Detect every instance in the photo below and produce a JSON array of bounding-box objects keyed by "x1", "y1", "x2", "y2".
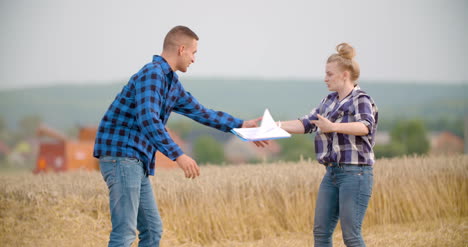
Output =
[{"x1": 336, "y1": 43, "x2": 355, "y2": 60}]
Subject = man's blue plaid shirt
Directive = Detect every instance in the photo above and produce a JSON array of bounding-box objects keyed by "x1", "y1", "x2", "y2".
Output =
[{"x1": 93, "y1": 55, "x2": 243, "y2": 175}]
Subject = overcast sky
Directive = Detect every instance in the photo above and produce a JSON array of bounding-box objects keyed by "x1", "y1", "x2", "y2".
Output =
[{"x1": 1, "y1": 0, "x2": 467, "y2": 89}]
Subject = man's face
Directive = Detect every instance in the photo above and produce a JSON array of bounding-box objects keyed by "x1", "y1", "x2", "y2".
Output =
[{"x1": 177, "y1": 39, "x2": 198, "y2": 73}]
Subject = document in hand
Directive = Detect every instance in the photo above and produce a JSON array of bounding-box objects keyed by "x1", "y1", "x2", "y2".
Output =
[{"x1": 231, "y1": 109, "x2": 292, "y2": 141}]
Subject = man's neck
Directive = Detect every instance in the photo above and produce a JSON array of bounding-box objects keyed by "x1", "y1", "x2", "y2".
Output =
[{"x1": 160, "y1": 52, "x2": 176, "y2": 72}]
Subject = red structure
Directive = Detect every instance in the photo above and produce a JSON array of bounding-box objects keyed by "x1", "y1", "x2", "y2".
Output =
[
  {"x1": 35, "y1": 125, "x2": 184, "y2": 173},
  {"x1": 34, "y1": 125, "x2": 98, "y2": 173}
]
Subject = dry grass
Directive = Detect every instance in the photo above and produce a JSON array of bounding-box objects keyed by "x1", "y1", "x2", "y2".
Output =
[{"x1": 0, "y1": 155, "x2": 467, "y2": 246}]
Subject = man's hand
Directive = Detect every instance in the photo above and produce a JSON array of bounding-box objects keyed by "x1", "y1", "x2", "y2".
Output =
[
  {"x1": 175, "y1": 154, "x2": 200, "y2": 179},
  {"x1": 241, "y1": 116, "x2": 262, "y2": 128},
  {"x1": 311, "y1": 114, "x2": 336, "y2": 133},
  {"x1": 242, "y1": 116, "x2": 269, "y2": 148}
]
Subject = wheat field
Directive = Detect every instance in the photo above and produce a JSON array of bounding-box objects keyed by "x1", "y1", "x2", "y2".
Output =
[{"x1": 0, "y1": 155, "x2": 467, "y2": 247}]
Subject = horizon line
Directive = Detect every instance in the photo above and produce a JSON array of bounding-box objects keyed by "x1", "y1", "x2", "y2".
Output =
[{"x1": 1, "y1": 76, "x2": 467, "y2": 91}]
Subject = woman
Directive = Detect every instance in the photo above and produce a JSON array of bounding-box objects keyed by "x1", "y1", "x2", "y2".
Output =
[{"x1": 278, "y1": 43, "x2": 378, "y2": 247}]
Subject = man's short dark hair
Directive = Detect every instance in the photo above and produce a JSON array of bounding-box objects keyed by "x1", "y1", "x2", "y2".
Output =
[{"x1": 163, "y1": 26, "x2": 199, "y2": 50}]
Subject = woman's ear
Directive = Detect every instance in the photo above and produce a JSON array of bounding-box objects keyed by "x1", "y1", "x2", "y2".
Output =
[{"x1": 343, "y1": 70, "x2": 350, "y2": 81}]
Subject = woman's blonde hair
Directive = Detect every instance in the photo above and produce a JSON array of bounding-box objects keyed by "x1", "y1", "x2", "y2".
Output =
[{"x1": 327, "y1": 43, "x2": 360, "y2": 83}]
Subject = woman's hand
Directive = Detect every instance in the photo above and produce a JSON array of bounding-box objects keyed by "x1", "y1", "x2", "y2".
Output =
[
  {"x1": 311, "y1": 114, "x2": 369, "y2": 136},
  {"x1": 311, "y1": 114, "x2": 335, "y2": 133}
]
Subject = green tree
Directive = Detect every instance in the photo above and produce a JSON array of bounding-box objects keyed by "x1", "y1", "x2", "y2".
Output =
[
  {"x1": 278, "y1": 135, "x2": 315, "y2": 161},
  {"x1": 374, "y1": 142, "x2": 406, "y2": 159},
  {"x1": 193, "y1": 136, "x2": 225, "y2": 165},
  {"x1": 390, "y1": 119, "x2": 430, "y2": 155}
]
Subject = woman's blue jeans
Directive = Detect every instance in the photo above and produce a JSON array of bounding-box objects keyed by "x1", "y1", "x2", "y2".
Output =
[
  {"x1": 99, "y1": 156, "x2": 163, "y2": 247},
  {"x1": 313, "y1": 165, "x2": 373, "y2": 247}
]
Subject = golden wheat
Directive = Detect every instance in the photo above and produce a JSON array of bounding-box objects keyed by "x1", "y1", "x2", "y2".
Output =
[{"x1": 0, "y1": 155, "x2": 467, "y2": 247}]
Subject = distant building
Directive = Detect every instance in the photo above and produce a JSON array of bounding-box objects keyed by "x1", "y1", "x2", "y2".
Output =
[
  {"x1": 35, "y1": 125, "x2": 98, "y2": 173},
  {"x1": 430, "y1": 131, "x2": 464, "y2": 155},
  {"x1": 0, "y1": 141, "x2": 11, "y2": 160},
  {"x1": 35, "y1": 125, "x2": 186, "y2": 172}
]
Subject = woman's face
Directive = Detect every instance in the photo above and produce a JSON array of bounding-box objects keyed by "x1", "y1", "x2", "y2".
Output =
[{"x1": 324, "y1": 62, "x2": 345, "y2": 92}]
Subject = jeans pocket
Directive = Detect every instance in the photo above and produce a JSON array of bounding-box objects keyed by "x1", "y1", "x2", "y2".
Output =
[
  {"x1": 120, "y1": 162, "x2": 144, "y2": 189},
  {"x1": 100, "y1": 161, "x2": 116, "y2": 188}
]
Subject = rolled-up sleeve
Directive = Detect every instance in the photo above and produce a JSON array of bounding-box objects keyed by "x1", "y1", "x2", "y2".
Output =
[
  {"x1": 299, "y1": 107, "x2": 320, "y2": 134},
  {"x1": 298, "y1": 97, "x2": 328, "y2": 134},
  {"x1": 354, "y1": 95, "x2": 376, "y2": 134}
]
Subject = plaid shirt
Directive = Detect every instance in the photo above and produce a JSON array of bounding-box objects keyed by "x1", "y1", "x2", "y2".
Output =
[
  {"x1": 94, "y1": 55, "x2": 243, "y2": 175},
  {"x1": 299, "y1": 86, "x2": 378, "y2": 165}
]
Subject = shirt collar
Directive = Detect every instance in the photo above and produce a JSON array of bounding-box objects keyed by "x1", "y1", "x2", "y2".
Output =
[
  {"x1": 346, "y1": 85, "x2": 362, "y2": 98},
  {"x1": 353, "y1": 85, "x2": 361, "y2": 91},
  {"x1": 351, "y1": 85, "x2": 365, "y2": 98},
  {"x1": 153, "y1": 55, "x2": 173, "y2": 75},
  {"x1": 333, "y1": 85, "x2": 361, "y2": 102}
]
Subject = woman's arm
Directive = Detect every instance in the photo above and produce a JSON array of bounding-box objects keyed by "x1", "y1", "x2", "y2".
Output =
[
  {"x1": 311, "y1": 114, "x2": 369, "y2": 136},
  {"x1": 331, "y1": 122, "x2": 369, "y2": 136},
  {"x1": 278, "y1": 120, "x2": 305, "y2": 134}
]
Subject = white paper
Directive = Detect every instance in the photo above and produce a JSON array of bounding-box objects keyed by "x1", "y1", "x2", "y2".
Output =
[{"x1": 231, "y1": 109, "x2": 291, "y2": 141}]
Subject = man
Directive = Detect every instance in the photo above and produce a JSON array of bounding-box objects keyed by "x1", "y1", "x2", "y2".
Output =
[{"x1": 93, "y1": 26, "x2": 265, "y2": 246}]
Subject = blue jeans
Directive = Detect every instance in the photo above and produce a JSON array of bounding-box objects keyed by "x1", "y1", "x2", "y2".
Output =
[
  {"x1": 100, "y1": 156, "x2": 163, "y2": 247},
  {"x1": 313, "y1": 165, "x2": 373, "y2": 247}
]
